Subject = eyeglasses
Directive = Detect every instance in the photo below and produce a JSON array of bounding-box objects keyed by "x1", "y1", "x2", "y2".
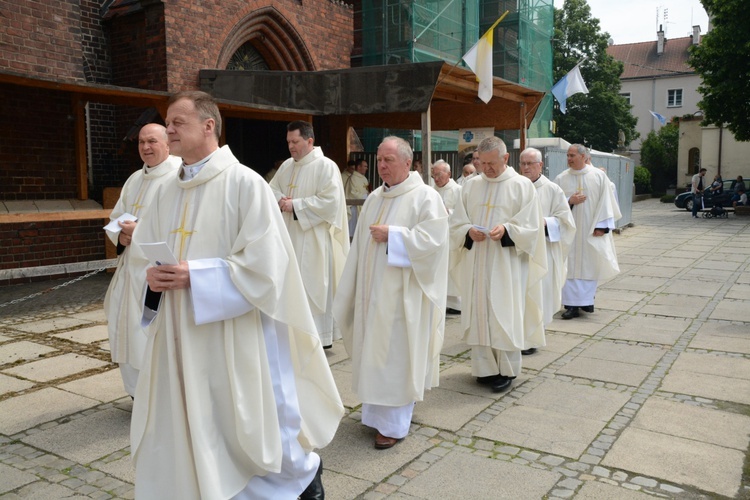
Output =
[{"x1": 519, "y1": 161, "x2": 541, "y2": 167}]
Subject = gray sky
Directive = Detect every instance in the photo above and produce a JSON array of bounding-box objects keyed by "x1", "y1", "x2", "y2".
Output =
[{"x1": 553, "y1": 0, "x2": 709, "y2": 45}]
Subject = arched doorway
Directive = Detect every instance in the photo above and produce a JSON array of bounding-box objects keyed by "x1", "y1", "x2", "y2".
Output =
[{"x1": 688, "y1": 147, "x2": 700, "y2": 175}]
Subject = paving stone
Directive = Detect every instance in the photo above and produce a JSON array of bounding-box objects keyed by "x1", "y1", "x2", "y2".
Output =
[
  {"x1": 602, "y1": 427, "x2": 744, "y2": 497},
  {"x1": 0, "y1": 388, "x2": 98, "y2": 435},
  {"x1": 2, "y1": 353, "x2": 109, "y2": 383}
]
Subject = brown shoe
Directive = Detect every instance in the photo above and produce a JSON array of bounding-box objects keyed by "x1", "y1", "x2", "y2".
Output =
[{"x1": 374, "y1": 432, "x2": 401, "y2": 449}]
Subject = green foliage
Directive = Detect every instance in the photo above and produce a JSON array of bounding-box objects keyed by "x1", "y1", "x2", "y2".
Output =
[
  {"x1": 660, "y1": 194, "x2": 675, "y2": 203},
  {"x1": 689, "y1": 0, "x2": 750, "y2": 141},
  {"x1": 552, "y1": 0, "x2": 638, "y2": 151},
  {"x1": 640, "y1": 122, "x2": 678, "y2": 192},
  {"x1": 634, "y1": 165, "x2": 651, "y2": 194}
]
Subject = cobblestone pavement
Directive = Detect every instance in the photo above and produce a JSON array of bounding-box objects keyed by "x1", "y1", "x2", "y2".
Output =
[{"x1": 1, "y1": 199, "x2": 749, "y2": 499}]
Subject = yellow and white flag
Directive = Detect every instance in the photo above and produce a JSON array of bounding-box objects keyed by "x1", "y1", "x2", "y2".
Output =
[{"x1": 462, "y1": 12, "x2": 508, "y2": 104}]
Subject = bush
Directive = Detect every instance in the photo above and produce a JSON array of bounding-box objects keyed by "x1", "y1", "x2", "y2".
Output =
[
  {"x1": 660, "y1": 194, "x2": 675, "y2": 203},
  {"x1": 634, "y1": 166, "x2": 651, "y2": 194}
]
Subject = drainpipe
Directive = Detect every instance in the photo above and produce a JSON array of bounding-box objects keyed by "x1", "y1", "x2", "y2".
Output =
[{"x1": 717, "y1": 125, "x2": 723, "y2": 176}]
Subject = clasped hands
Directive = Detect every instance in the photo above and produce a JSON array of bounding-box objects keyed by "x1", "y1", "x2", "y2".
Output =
[{"x1": 278, "y1": 197, "x2": 295, "y2": 213}]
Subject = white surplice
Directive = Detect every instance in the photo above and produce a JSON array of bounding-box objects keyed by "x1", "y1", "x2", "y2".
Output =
[
  {"x1": 334, "y1": 172, "x2": 449, "y2": 415},
  {"x1": 435, "y1": 178, "x2": 463, "y2": 310},
  {"x1": 554, "y1": 165, "x2": 620, "y2": 306},
  {"x1": 450, "y1": 169, "x2": 547, "y2": 375},
  {"x1": 270, "y1": 147, "x2": 349, "y2": 346},
  {"x1": 344, "y1": 169, "x2": 369, "y2": 235},
  {"x1": 533, "y1": 174, "x2": 576, "y2": 326},
  {"x1": 103, "y1": 155, "x2": 180, "y2": 395},
  {"x1": 130, "y1": 145, "x2": 343, "y2": 500}
]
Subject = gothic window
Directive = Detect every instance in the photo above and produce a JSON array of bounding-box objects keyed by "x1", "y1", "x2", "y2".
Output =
[{"x1": 227, "y1": 43, "x2": 270, "y2": 71}]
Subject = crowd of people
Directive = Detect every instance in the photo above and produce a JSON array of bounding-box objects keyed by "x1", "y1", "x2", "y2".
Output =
[{"x1": 104, "y1": 90, "x2": 621, "y2": 499}]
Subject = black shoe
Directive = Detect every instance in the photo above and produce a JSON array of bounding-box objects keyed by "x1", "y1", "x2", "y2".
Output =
[
  {"x1": 323, "y1": 344, "x2": 333, "y2": 350},
  {"x1": 446, "y1": 308, "x2": 462, "y2": 315},
  {"x1": 581, "y1": 305, "x2": 594, "y2": 313},
  {"x1": 561, "y1": 308, "x2": 579, "y2": 320},
  {"x1": 299, "y1": 458, "x2": 324, "y2": 500},
  {"x1": 490, "y1": 375, "x2": 515, "y2": 393},
  {"x1": 521, "y1": 348, "x2": 537, "y2": 355},
  {"x1": 477, "y1": 374, "x2": 501, "y2": 385}
]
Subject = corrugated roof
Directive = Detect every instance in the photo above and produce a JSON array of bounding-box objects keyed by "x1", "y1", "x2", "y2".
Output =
[{"x1": 607, "y1": 36, "x2": 695, "y2": 79}]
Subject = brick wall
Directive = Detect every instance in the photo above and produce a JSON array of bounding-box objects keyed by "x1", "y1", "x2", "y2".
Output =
[
  {"x1": 0, "y1": 219, "x2": 106, "y2": 284},
  {"x1": 80, "y1": 0, "x2": 112, "y2": 84},
  {"x1": 108, "y1": 4, "x2": 168, "y2": 90},
  {"x1": 0, "y1": 84, "x2": 77, "y2": 200},
  {"x1": 0, "y1": 0, "x2": 84, "y2": 81},
  {"x1": 163, "y1": 0, "x2": 353, "y2": 90}
]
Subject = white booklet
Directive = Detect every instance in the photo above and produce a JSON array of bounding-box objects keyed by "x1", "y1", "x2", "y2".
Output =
[
  {"x1": 103, "y1": 213, "x2": 137, "y2": 233},
  {"x1": 472, "y1": 225, "x2": 491, "y2": 236},
  {"x1": 139, "y1": 242, "x2": 178, "y2": 266}
]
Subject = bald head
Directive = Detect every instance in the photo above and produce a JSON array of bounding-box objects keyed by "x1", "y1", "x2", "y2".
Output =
[{"x1": 138, "y1": 123, "x2": 170, "y2": 167}]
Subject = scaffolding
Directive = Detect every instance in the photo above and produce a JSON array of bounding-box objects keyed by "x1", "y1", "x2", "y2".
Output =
[{"x1": 357, "y1": 0, "x2": 554, "y2": 149}]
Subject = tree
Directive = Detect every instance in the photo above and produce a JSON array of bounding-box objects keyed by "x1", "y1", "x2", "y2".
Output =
[
  {"x1": 689, "y1": 0, "x2": 750, "y2": 141},
  {"x1": 553, "y1": 0, "x2": 638, "y2": 151},
  {"x1": 640, "y1": 121, "x2": 678, "y2": 193}
]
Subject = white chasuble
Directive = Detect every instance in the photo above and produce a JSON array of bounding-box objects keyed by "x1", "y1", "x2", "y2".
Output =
[
  {"x1": 435, "y1": 179, "x2": 463, "y2": 307},
  {"x1": 554, "y1": 165, "x2": 620, "y2": 282},
  {"x1": 130, "y1": 146, "x2": 343, "y2": 500},
  {"x1": 333, "y1": 172, "x2": 449, "y2": 407},
  {"x1": 533, "y1": 175, "x2": 576, "y2": 325},
  {"x1": 269, "y1": 147, "x2": 349, "y2": 343},
  {"x1": 450, "y1": 168, "x2": 547, "y2": 351},
  {"x1": 104, "y1": 156, "x2": 180, "y2": 373}
]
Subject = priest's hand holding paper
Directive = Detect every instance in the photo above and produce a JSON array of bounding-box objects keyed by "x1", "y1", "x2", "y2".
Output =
[
  {"x1": 146, "y1": 261, "x2": 191, "y2": 292},
  {"x1": 468, "y1": 226, "x2": 487, "y2": 242},
  {"x1": 118, "y1": 220, "x2": 137, "y2": 247},
  {"x1": 489, "y1": 224, "x2": 506, "y2": 241}
]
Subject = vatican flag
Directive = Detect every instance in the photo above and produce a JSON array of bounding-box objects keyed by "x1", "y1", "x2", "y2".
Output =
[{"x1": 462, "y1": 12, "x2": 508, "y2": 104}]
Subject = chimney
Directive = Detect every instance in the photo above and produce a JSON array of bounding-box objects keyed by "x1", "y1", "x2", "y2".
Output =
[
  {"x1": 692, "y1": 25, "x2": 701, "y2": 45},
  {"x1": 657, "y1": 25, "x2": 665, "y2": 55}
]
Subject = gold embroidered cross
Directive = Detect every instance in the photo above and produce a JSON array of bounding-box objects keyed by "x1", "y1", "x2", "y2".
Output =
[{"x1": 171, "y1": 202, "x2": 195, "y2": 260}]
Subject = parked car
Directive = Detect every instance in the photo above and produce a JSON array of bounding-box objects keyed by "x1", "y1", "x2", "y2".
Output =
[{"x1": 674, "y1": 178, "x2": 750, "y2": 211}]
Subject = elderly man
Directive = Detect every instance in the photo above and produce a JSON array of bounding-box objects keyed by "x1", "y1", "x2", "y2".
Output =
[
  {"x1": 104, "y1": 123, "x2": 180, "y2": 397},
  {"x1": 451, "y1": 137, "x2": 546, "y2": 393},
  {"x1": 270, "y1": 121, "x2": 349, "y2": 348},
  {"x1": 519, "y1": 148, "x2": 576, "y2": 354},
  {"x1": 432, "y1": 159, "x2": 463, "y2": 314},
  {"x1": 131, "y1": 91, "x2": 342, "y2": 499},
  {"x1": 457, "y1": 161, "x2": 476, "y2": 187},
  {"x1": 554, "y1": 144, "x2": 620, "y2": 319},
  {"x1": 344, "y1": 158, "x2": 369, "y2": 235},
  {"x1": 334, "y1": 136, "x2": 449, "y2": 450}
]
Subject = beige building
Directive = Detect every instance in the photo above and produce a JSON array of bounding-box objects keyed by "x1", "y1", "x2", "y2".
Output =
[
  {"x1": 607, "y1": 26, "x2": 703, "y2": 165},
  {"x1": 678, "y1": 116, "x2": 750, "y2": 190}
]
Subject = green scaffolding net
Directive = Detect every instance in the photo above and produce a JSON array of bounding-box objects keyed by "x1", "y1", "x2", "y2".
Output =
[{"x1": 356, "y1": 0, "x2": 554, "y2": 149}]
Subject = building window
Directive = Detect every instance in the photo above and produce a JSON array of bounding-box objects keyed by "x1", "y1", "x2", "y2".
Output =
[
  {"x1": 620, "y1": 92, "x2": 631, "y2": 105},
  {"x1": 667, "y1": 89, "x2": 683, "y2": 107}
]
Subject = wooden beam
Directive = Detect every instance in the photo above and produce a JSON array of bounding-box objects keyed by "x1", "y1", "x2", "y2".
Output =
[
  {"x1": 421, "y1": 107, "x2": 432, "y2": 183},
  {"x1": 0, "y1": 209, "x2": 112, "y2": 224},
  {"x1": 72, "y1": 94, "x2": 88, "y2": 201}
]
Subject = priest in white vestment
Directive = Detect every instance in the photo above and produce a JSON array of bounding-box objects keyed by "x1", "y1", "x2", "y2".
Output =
[
  {"x1": 131, "y1": 91, "x2": 342, "y2": 500},
  {"x1": 334, "y1": 136, "x2": 449, "y2": 449},
  {"x1": 344, "y1": 159, "x2": 369, "y2": 235},
  {"x1": 431, "y1": 159, "x2": 463, "y2": 314},
  {"x1": 554, "y1": 144, "x2": 620, "y2": 320},
  {"x1": 519, "y1": 148, "x2": 576, "y2": 353},
  {"x1": 104, "y1": 123, "x2": 180, "y2": 397},
  {"x1": 270, "y1": 121, "x2": 349, "y2": 347},
  {"x1": 450, "y1": 137, "x2": 546, "y2": 393}
]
